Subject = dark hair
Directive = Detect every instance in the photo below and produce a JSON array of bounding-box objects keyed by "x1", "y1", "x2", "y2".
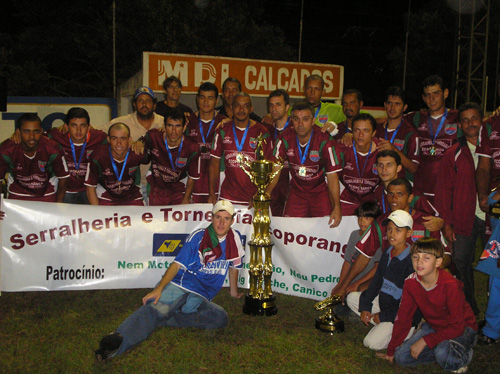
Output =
[
  {"x1": 162, "y1": 76, "x2": 182, "y2": 91},
  {"x1": 165, "y1": 107, "x2": 186, "y2": 126},
  {"x1": 291, "y1": 101, "x2": 314, "y2": 116},
  {"x1": 198, "y1": 82, "x2": 219, "y2": 99},
  {"x1": 388, "y1": 177, "x2": 412, "y2": 195},
  {"x1": 352, "y1": 113, "x2": 376, "y2": 132},
  {"x1": 304, "y1": 74, "x2": 324, "y2": 90},
  {"x1": 355, "y1": 201, "x2": 382, "y2": 219},
  {"x1": 422, "y1": 75, "x2": 446, "y2": 91},
  {"x1": 267, "y1": 89, "x2": 290, "y2": 107},
  {"x1": 385, "y1": 86, "x2": 407, "y2": 105},
  {"x1": 65, "y1": 107, "x2": 90, "y2": 125},
  {"x1": 410, "y1": 237, "x2": 444, "y2": 258},
  {"x1": 222, "y1": 77, "x2": 242, "y2": 92},
  {"x1": 458, "y1": 102, "x2": 484, "y2": 121},
  {"x1": 108, "y1": 122, "x2": 130, "y2": 137},
  {"x1": 16, "y1": 113, "x2": 42, "y2": 130},
  {"x1": 343, "y1": 89, "x2": 363, "y2": 103},
  {"x1": 376, "y1": 150, "x2": 401, "y2": 166}
]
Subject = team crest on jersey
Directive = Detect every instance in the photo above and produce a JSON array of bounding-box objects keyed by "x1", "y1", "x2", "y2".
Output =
[
  {"x1": 309, "y1": 150, "x2": 320, "y2": 162},
  {"x1": 223, "y1": 136, "x2": 232, "y2": 144},
  {"x1": 491, "y1": 131, "x2": 500, "y2": 140},
  {"x1": 393, "y1": 139, "x2": 405, "y2": 150},
  {"x1": 189, "y1": 129, "x2": 197, "y2": 137},
  {"x1": 249, "y1": 138, "x2": 257, "y2": 149},
  {"x1": 38, "y1": 161, "x2": 47, "y2": 172},
  {"x1": 318, "y1": 116, "x2": 328, "y2": 124},
  {"x1": 129, "y1": 166, "x2": 138, "y2": 175},
  {"x1": 176, "y1": 157, "x2": 187, "y2": 167},
  {"x1": 86, "y1": 150, "x2": 94, "y2": 158},
  {"x1": 411, "y1": 230, "x2": 425, "y2": 242},
  {"x1": 372, "y1": 163, "x2": 378, "y2": 175},
  {"x1": 445, "y1": 123, "x2": 457, "y2": 135}
]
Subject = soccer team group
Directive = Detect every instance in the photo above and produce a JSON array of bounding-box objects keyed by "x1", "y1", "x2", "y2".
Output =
[{"x1": 1, "y1": 73, "x2": 499, "y2": 372}]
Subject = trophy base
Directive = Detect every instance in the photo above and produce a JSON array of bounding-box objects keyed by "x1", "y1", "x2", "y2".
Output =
[
  {"x1": 315, "y1": 314, "x2": 344, "y2": 334},
  {"x1": 242, "y1": 294, "x2": 278, "y2": 316}
]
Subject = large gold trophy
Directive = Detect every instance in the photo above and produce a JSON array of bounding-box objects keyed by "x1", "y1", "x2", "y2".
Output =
[
  {"x1": 313, "y1": 294, "x2": 345, "y2": 333},
  {"x1": 239, "y1": 135, "x2": 282, "y2": 316}
]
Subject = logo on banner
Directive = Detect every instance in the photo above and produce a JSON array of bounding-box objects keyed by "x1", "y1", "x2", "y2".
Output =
[
  {"x1": 153, "y1": 233, "x2": 188, "y2": 257},
  {"x1": 38, "y1": 161, "x2": 46, "y2": 172}
]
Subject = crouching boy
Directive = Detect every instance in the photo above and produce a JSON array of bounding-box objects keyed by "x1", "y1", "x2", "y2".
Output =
[
  {"x1": 378, "y1": 237, "x2": 477, "y2": 373},
  {"x1": 346, "y1": 210, "x2": 419, "y2": 350}
]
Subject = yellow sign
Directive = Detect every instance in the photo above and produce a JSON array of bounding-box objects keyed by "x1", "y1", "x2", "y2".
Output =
[{"x1": 158, "y1": 240, "x2": 183, "y2": 253}]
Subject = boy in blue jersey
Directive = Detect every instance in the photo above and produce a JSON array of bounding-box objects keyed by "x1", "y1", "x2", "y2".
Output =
[{"x1": 95, "y1": 200, "x2": 245, "y2": 361}]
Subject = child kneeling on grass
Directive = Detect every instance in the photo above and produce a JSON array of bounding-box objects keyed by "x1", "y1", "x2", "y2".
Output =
[
  {"x1": 346, "y1": 209, "x2": 419, "y2": 350},
  {"x1": 378, "y1": 237, "x2": 477, "y2": 373}
]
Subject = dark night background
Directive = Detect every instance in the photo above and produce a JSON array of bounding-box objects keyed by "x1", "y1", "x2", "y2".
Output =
[{"x1": 1, "y1": 0, "x2": 499, "y2": 111}]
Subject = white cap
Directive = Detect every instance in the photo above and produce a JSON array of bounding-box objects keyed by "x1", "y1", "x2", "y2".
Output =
[
  {"x1": 212, "y1": 200, "x2": 235, "y2": 216},
  {"x1": 383, "y1": 209, "x2": 413, "y2": 229}
]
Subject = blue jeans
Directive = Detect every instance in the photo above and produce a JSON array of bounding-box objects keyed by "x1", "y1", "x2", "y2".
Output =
[
  {"x1": 115, "y1": 283, "x2": 228, "y2": 356},
  {"x1": 394, "y1": 323, "x2": 476, "y2": 371}
]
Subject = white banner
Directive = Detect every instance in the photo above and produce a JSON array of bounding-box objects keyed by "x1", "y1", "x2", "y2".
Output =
[{"x1": 1, "y1": 200, "x2": 356, "y2": 300}]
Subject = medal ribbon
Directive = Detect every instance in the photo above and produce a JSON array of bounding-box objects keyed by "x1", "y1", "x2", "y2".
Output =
[
  {"x1": 69, "y1": 132, "x2": 90, "y2": 171},
  {"x1": 353, "y1": 142, "x2": 373, "y2": 179},
  {"x1": 198, "y1": 114, "x2": 216, "y2": 145},
  {"x1": 382, "y1": 192, "x2": 386, "y2": 214},
  {"x1": 428, "y1": 108, "x2": 448, "y2": 146},
  {"x1": 275, "y1": 117, "x2": 290, "y2": 139},
  {"x1": 109, "y1": 146, "x2": 130, "y2": 184},
  {"x1": 384, "y1": 119, "x2": 403, "y2": 144},
  {"x1": 296, "y1": 132, "x2": 313, "y2": 166},
  {"x1": 232, "y1": 120, "x2": 250, "y2": 153},
  {"x1": 164, "y1": 136, "x2": 184, "y2": 170},
  {"x1": 314, "y1": 103, "x2": 321, "y2": 119}
]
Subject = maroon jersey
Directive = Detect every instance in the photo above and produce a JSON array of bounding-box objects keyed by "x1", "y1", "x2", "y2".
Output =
[
  {"x1": 85, "y1": 144, "x2": 148, "y2": 204},
  {"x1": 185, "y1": 112, "x2": 226, "y2": 200},
  {"x1": 272, "y1": 126, "x2": 341, "y2": 196},
  {"x1": 0, "y1": 136, "x2": 69, "y2": 201},
  {"x1": 339, "y1": 141, "x2": 379, "y2": 207},
  {"x1": 405, "y1": 109, "x2": 460, "y2": 197},
  {"x1": 49, "y1": 128, "x2": 107, "y2": 193},
  {"x1": 476, "y1": 113, "x2": 500, "y2": 190},
  {"x1": 144, "y1": 129, "x2": 200, "y2": 202},
  {"x1": 374, "y1": 119, "x2": 416, "y2": 157},
  {"x1": 211, "y1": 121, "x2": 271, "y2": 204}
]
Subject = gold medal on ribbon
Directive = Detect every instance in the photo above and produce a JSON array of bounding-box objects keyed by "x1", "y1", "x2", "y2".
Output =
[
  {"x1": 236, "y1": 153, "x2": 243, "y2": 163},
  {"x1": 299, "y1": 166, "x2": 307, "y2": 177},
  {"x1": 429, "y1": 145, "x2": 436, "y2": 156}
]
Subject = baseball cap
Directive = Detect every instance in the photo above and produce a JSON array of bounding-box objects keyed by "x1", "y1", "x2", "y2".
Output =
[
  {"x1": 134, "y1": 86, "x2": 155, "y2": 100},
  {"x1": 382, "y1": 210, "x2": 413, "y2": 229},
  {"x1": 212, "y1": 200, "x2": 235, "y2": 216}
]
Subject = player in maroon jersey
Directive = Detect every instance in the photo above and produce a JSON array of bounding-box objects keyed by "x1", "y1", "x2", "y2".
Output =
[
  {"x1": 85, "y1": 123, "x2": 148, "y2": 206},
  {"x1": 334, "y1": 89, "x2": 364, "y2": 146},
  {"x1": 0, "y1": 113, "x2": 69, "y2": 202},
  {"x1": 208, "y1": 92, "x2": 271, "y2": 206},
  {"x1": 405, "y1": 75, "x2": 460, "y2": 204},
  {"x1": 184, "y1": 82, "x2": 227, "y2": 203},
  {"x1": 375, "y1": 86, "x2": 417, "y2": 176},
  {"x1": 49, "y1": 107, "x2": 107, "y2": 204},
  {"x1": 339, "y1": 113, "x2": 379, "y2": 216},
  {"x1": 266, "y1": 102, "x2": 342, "y2": 226},
  {"x1": 265, "y1": 89, "x2": 292, "y2": 216},
  {"x1": 145, "y1": 108, "x2": 200, "y2": 205}
]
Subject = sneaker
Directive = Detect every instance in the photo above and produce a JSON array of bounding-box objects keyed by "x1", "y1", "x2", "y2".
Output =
[
  {"x1": 95, "y1": 332, "x2": 123, "y2": 362},
  {"x1": 451, "y1": 366, "x2": 468, "y2": 373},
  {"x1": 477, "y1": 331, "x2": 499, "y2": 345}
]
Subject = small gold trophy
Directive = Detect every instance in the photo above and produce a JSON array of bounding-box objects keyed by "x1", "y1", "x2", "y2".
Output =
[
  {"x1": 313, "y1": 294, "x2": 345, "y2": 333},
  {"x1": 239, "y1": 135, "x2": 282, "y2": 316}
]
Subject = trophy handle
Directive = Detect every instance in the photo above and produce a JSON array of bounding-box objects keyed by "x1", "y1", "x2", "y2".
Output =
[{"x1": 239, "y1": 156, "x2": 256, "y2": 184}]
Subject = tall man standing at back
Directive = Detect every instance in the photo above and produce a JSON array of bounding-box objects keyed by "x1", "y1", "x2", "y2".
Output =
[
  {"x1": 405, "y1": 75, "x2": 459, "y2": 204},
  {"x1": 208, "y1": 92, "x2": 271, "y2": 206},
  {"x1": 0, "y1": 113, "x2": 69, "y2": 202},
  {"x1": 216, "y1": 78, "x2": 261, "y2": 122},
  {"x1": 155, "y1": 76, "x2": 194, "y2": 119},
  {"x1": 303, "y1": 74, "x2": 345, "y2": 128}
]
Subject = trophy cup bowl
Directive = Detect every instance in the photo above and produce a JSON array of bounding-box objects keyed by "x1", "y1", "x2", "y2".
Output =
[{"x1": 314, "y1": 294, "x2": 345, "y2": 334}]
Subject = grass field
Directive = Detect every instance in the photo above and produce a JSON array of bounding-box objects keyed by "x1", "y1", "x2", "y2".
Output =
[{"x1": 1, "y1": 277, "x2": 499, "y2": 374}]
